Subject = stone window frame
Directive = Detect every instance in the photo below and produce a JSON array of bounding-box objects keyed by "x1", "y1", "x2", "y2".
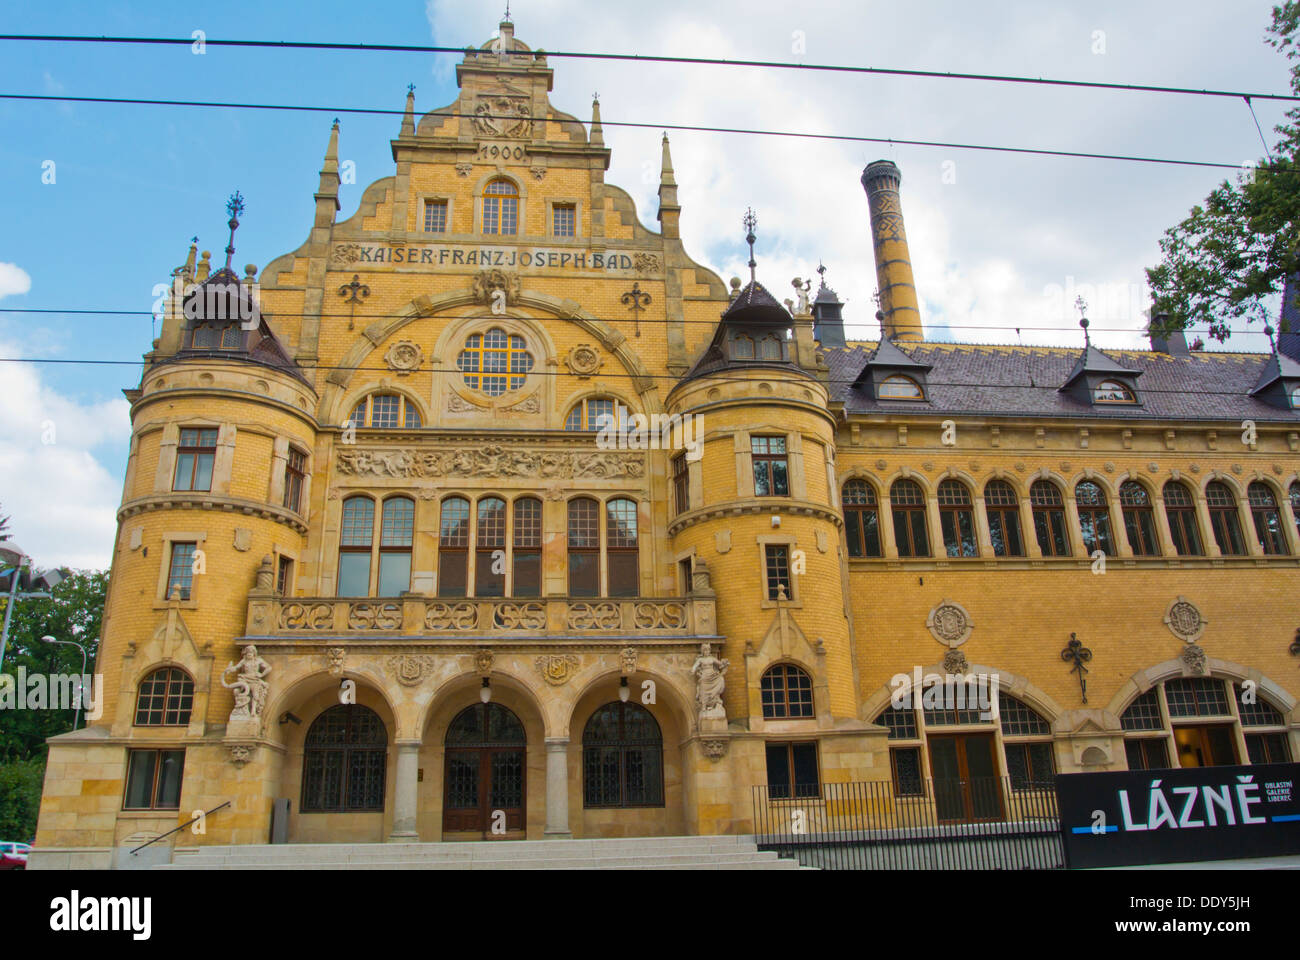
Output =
[
  {"x1": 153, "y1": 531, "x2": 207, "y2": 610},
  {"x1": 755, "y1": 534, "x2": 801, "y2": 609},
  {"x1": 270, "y1": 437, "x2": 312, "y2": 516},
  {"x1": 335, "y1": 493, "x2": 418, "y2": 598},
  {"x1": 418, "y1": 193, "x2": 453, "y2": 234},
  {"x1": 453, "y1": 323, "x2": 538, "y2": 401},
  {"x1": 733, "y1": 428, "x2": 808, "y2": 501},
  {"x1": 547, "y1": 197, "x2": 583, "y2": 239},
  {"x1": 1117, "y1": 676, "x2": 1267, "y2": 771},
  {"x1": 474, "y1": 173, "x2": 526, "y2": 237},
  {"x1": 152, "y1": 421, "x2": 235, "y2": 498}
]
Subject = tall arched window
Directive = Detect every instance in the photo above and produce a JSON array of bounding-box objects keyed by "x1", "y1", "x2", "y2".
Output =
[
  {"x1": 567, "y1": 498, "x2": 600, "y2": 597},
  {"x1": 1075, "y1": 481, "x2": 1114, "y2": 555},
  {"x1": 1206, "y1": 481, "x2": 1246, "y2": 555},
  {"x1": 761, "y1": 663, "x2": 814, "y2": 719},
  {"x1": 606, "y1": 498, "x2": 639, "y2": 597},
  {"x1": 338, "y1": 496, "x2": 375, "y2": 596},
  {"x1": 378, "y1": 497, "x2": 414, "y2": 595},
  {"x1": 937, "y1": 479, "x2": 978, "y2": 557},
  {"x1": 475, "y1": 497, "x2": 507, "y2": 597},
  {"x1": 134, "y1": 667, "x2": 195, "y2": 726},
  {"x1": 984, "y1": 480, "x2": 1024, "y2": 557},
  {"x1": 457, "y1": 328, "x2": 534, "y2": 396},
  {"x1": 348, "y1": 394, "x2": 422, "y2": 429},
  {"x1": 564, "y1": 396, "x2": 624, "y2": 431},
  {"x1": 438, "y1": 497, "x2": 470, "y2": 597},
  {"x1": 1030, "y1": 480, "x2": 1069, "y2": 557},
  {"x1": 583, "y1": 702, "x2": 663, "y2": 807},
  {"x1": 301, "y1": 705, "x2": 387, "y2": 813},
  {"x1": 1163, "y1": 481, "x2": 1203, "y2": 556},
  {"x1": 891, "y1": 479, "x2": 929, "y2": 557},
  {"x1": 1248, "y1": 482, "x2": 1288, "y2": 555},
  {"x1": 843, "y1": 479, "x2": 882, "y2": 558},
  {"x1": 1119, "y1": 481, "x2": 1160, "y2": 556},
  {"x1": 512, "y1": 497, "x2": 542, "y2": 597},
  {"x1": 482, "y1": 178, "x2": 518, "y2": 235}
]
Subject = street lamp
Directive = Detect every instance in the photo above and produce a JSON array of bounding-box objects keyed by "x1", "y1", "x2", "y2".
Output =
[
  {"x1": 0, "y1": 542, "x2": 65, "y2": 673},
  {"x1": 41, "y1": 634, "x2": 88, "y2": 731}
]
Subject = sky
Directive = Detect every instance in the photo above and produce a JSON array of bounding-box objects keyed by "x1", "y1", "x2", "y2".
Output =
[{"x1": 0, "y1": 0, "x2": 1294, "y2": 570}]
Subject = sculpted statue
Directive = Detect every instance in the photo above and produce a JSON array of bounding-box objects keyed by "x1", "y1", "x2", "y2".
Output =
[
  {"x1": 792, "y1": 277, "x2": 812, "y2": 314},
  {"x1": 222, "y1": 644, "x2": 272, "y2": 720},
  {"x1": 691, "y1": 642, "x2": 729, "y2": 722}
]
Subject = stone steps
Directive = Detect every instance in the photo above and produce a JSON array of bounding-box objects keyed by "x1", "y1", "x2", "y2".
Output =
[{"x1": 157, "y1": 835, "x2": 805, "y2": 870}]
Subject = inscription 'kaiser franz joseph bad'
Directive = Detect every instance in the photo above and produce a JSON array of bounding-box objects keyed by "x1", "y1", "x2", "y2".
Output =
[
  {"x1": 336, "y1": 446, "x2": 645, "y2": 480},
  {"x1": 332, "y1": 243, "x2": 661, "y2": 273}
]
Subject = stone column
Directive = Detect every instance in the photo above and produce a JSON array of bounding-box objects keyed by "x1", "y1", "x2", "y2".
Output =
[
  {"x1": 388, "y1": 740, "x2": 422, "y2": 841},
  {"x1": 544, "y1": 738, "x2": 572, "y2": 839}
]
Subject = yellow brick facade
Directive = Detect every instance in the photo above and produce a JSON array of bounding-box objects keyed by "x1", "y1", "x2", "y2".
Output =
[{"x1": 29, "y1": 19, "x2": 1300, "y2": 868}]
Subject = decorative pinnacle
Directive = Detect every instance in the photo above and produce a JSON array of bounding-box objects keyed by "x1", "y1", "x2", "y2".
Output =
[
  {"x1": 816, "y1": 261, "x2": 827, "y2": 286},
  {"x1": 224, "y1": 191, "x2": 245, "y2": 270},
  {"x1": 743, "y1": 208, "x2": 757, "y2": 284},
  {"x1": 407, "y1": 83, "x2": 415, "y2": 95},
  {"x1": 1265, "y1": 323, "x2": 1277, "y2": 350},
  {"x1": 1075, "y1": 296, "x2": 1090, "y2": 345}
]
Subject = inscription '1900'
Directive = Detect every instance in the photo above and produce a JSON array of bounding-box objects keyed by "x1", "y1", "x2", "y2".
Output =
[{"x1": 332, "y1": 243, "x2": 658, "y2": 273}]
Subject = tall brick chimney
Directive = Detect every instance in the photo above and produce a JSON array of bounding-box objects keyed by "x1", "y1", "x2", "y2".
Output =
[{"x1": 861, "y1": 160, "x2": 923, "y2": 342}]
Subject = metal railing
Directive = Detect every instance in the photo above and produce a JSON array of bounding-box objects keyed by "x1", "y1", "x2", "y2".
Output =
[
  {"x1": 753, "y1": 777, "x2": 1063, "y2": 870},
  {"x1": 129, "y1": 801, "x2": 231, "y2": 856}
]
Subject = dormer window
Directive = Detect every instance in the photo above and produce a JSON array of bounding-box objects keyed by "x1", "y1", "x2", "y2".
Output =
[
  {"x1": 879, "y1": 374, "x2": 924, "y2": 400},
  {"x1": 733, "y1": 335, "x2": 755, "y2": 359},
  {"x1": 1093, "y1": 379, "x2": 1136, "y2": 403},
  {"x1": 758, "y1": 335, "x2": 782, "y2": 360},
  {"x1": 1290, "y1": 385, "x2": 1300, "y2": 409}
]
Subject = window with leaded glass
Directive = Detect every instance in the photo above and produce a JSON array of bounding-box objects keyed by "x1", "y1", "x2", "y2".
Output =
[
  {"x1": 438, "y1": 497, "x2": 470, "y2": 598},
  {"x1": 173, "y1": 427, "x2": 217, "y2": 492},
  {"x1": 457, "y1": 328, "x2": 533, "y2": 396},
  {"x1": 733, "y1": 335, "x2": 755, "y2": 360},
  {"x1": 567, "y1": 498, "x2": 600, "y2": 597},
  {"x1": 606, "y1": 498, "x2": 639, "y2": 597},
  {"x1": 1120, "y1": 688, "x2": 1163, "y2": 730},
  {"x1": 765, "y1": 741, "x2": 820, "y2": 800},
  {"x1": 1119, "y1": 481, "x2": 1160, "y2": 556},
  {"x1": 283, "y1": 447, "x2": 307, "y2": 513},
  {"x1": 475, "y1": 497, "x2": 506, "y2": 597},
  {"x1": 482, "y1": 178, "x2": 518, "y2": 235},
  {"x1": 999, "y1": 694, "x2": 1050, "y2": 736},
  {"x1": 1075, "y1": 481, "x2": 1114, "y2": 555},
  {"x1": 1235, "y1": 684, "x2": 1286, "y2": 726},
  {"x1": 764, "y1": 544, "x2": 791, "y2": 600},
  {"x1": 1125, "y1": 738, "x2": 1171, "y2": 771},
  {"x1": 582, "y1": 702, "x2": 664, "y2": 807},
  {"x1": 1248, "y1": 482, "x2": 1288, "y2": 555},
  {"x1": 123, "y1": 749, "x2": 185, "y2": 810},
  {"x1": 378, "y1": 497, "x2": 414, "y2": 596},
  {"x1": 1030, "y1": 480, "x2": 1070, "y2": 557},
  {"x1": 1246, "y1": 733, "x2": 1292, "y2": 765},
  {"x1": 1163, "y1": 481, "x2": 1202, "y2": 556},
  {"x1": 552, "y1": 203, "x2": 576, "y2": 237},
  {"x1": 1206, "y1": 482, "x2": 1246, "y2": 555},
  {"x1": 348, "y1": 394, "x2": 421, "y2": 429},
  {"x1": 758, "y1": 335, "x2": 782, "y2": 360},
  {"x1": 1004, "y1": 742, "x2": 1056, "y2": 789},
  {"x1": 984, "y1": 480, "x2": 1024, "y2": 557},
  {"x1": 874, "y1": 706, "x2": 918, "y2": 740},
  {"x1": 938, "y1": 479, "x2": 978, "y2": 558},
  {"x1": 1164, "y1": 677, "x2": 1229, "y2": 717},
  {"x1": 512, "y1": 498, "x2": 541, "y2": 597},
  {"x1": 843, "y1": 479, "x2": 882, "y2": 558},
  {"x1": 564, "y1": 396, "x2": 622, "y2": 431},
  {"x1": 301, "y1": 705, "x2": 388, "y2": 813},
  {"x1": 167, "y1": 541, "x2": 197, "y2": 601},
  {"x1": 338, "y1": 497, "x2": 375, "y2": 596},
  {"x1": 760, "y1": 664, "x2": 814, "y2": 719},
  {"x1": 423, "y1": 199, "x2": 447, "y2": 233},
  {"x1": 891, "y1": 479, "x2": 930, "y2": 558},
  {"x1": 889, "y1": 747, "x2": 924, "y2": 796},
  {"x1": 752, "y1": 436, "x2": 789, "y2": 497},
  {"x1": 923, "y1": 704, "x2": 986, "y2": 726},
  {"x1": 878, "y1": 375, "x2": 923, "y2": 400},
  {"x1": 672, "y1": 453, "x2": 690, "y2": 516},
  {"x1": 134, "y1": 667, "x2": 194, "y2": 726}
]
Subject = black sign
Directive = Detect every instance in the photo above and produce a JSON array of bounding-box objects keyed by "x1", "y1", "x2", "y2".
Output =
[{"x1": 1057, "y1": 763, "x2": 1300, "y2": 868}]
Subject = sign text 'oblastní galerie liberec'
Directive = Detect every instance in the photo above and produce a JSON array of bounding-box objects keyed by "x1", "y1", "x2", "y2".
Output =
[{"x1": 330, "y1": 243, "x2": 662, "y2": 273}]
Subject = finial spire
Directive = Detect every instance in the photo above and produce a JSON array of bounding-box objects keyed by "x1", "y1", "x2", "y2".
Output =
[
  {"x1": 401, "y1": 85, "x2": 415, "y2": 138},
  {"x1": 1076, "y1": 296, "x2": 1090, "y2": 346},
  {"x1": 1266, "y1": 323, "x2": 1277, "y2": 352},
  {"x1": 816, "y1": 261, "x2": 827, "y2": 287},
  {"x1": 224, "y1": 191, "x2": 244, "y2": 271},
  {"x1": 744, "y1": 208, "x2": 757, "y2": 284},
  {"x1": 590, "y1": 94, "x2": 603, "y2": 146}
]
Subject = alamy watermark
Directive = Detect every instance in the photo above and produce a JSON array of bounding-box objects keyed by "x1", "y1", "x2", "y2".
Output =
[
  {"x1": 889, "y1": 666, "x2": 999, "y2": 721},
  {"x1": 595, "y1": 402, "x2": 704, "y2": 461},
  {"x1": 0, "y1": 669, "x2": 104, "y2": 721}
]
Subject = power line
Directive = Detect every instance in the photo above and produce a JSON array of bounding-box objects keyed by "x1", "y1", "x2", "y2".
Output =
[
  {"x1": 1, "y1": 33, "x2": 1296, "y2": 102},
  {"x1": 0, "y1": 94, "x2": 1251, "y2": 170}
]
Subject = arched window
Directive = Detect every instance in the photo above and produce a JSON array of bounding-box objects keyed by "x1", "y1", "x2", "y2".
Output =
[
  {"x1": 1030, "y1": 480, "x2": 1069, "y2": 557},
  {"x1": 512, "y1": 497, "x2": 542, "y2": 597},
  {"x1": 564, "y1": 396, "x2": 624, "y2": 431},
  {"x1": 1236, "y1": 683, "x2": 1293, "y2": 764},
  {"x1": 937, "y1": 479, "x2": 978, "y2": 557},
  {"x1": 999, "y1": 693, "x2": 1055, "y2": 789},
  {"x1": 1092, "y1": 379, "x2": 1136, "y2": 403},
  {"x1": 1075, "y1": 481, "x2": 1114, "y2": 556},
  {"x1": 843, "y1": 479, "x2": 882, "y2": 558},
  {"x1": 1290, "y1": 482, "x2": 1300, "y2": 542},
  {"x1": 475, "y1": 497, "x2": 506, "y2": 597},
  {"x1": 567, "y1": 498, "x2": 600, "y2": 597},
  {"x1": 301, "y1": 705, "x2": 387, "y2": 812},
  {"x1": 221, "y1": 326, "x2": 242, "y2": 350},
  {"x1": 606, "y1": 498, "x2": 639, "y2": 597},
  {"x1": 878, "y1": 374, "x2": 924, "y2": 400},
  {"x1": 1248, "y1": 482, "x2": 1288, "y2": 555},
  {"x1": 758, "y1": 335, "x2": 782, "y2": 360},
  {"x1": 1119, "y1": 481, "x2": 1160, "y2": 556},
  {"x1": 1206, "y1": 481, "x2": 1246, "y2": 555},
  {"x1": 1163, "y1": 481, "x2": 1203, "y2": 556},
  {"x1": 760, "y1": 664, "x2": 814, "y2": 719},
  {"x1": 482, "y1": 178, "x2": 518, "y2": 235},
  {"x1": 984, "y1": 480, "x2": 1024, "y2": 557},
  {"x1": 583, "y1": 702, "x2": 663, "y2": 807},
  {"x1": 890, "y1": 479, "x2": 929, "y2": 557},
  {"x1": 338, "y1": 496, "x2": 375, "y2": 596},
  {"x1": 438, "y1": 497, "x2": 470, "y2": 597},
  {"x1": 192, "y1": 324, "x2": 219, "y2": 349},
  {"x1": 733, "y1": 334, "x2": 755, "y2": 360},
  {"x1": 134, "y1": 667, "x2": 195, "y2": 726},
  {"x1": 457, "y1": 328, "x2": 534, "y2": 396},
  {"x1": 348, "y1": 393, "x2": 422, "y2": 429}
]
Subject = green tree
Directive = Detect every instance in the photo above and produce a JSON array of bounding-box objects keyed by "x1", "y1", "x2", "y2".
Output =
[
  {"x1": 1147, "y1": 2, "x2": 1300, "y2": 341},
  {"x1": 0, "y1": 569, "x2": 108, "y2": 761},
  {"x1": 0, "y1": 757, "x2": 44, "y2": 842}
]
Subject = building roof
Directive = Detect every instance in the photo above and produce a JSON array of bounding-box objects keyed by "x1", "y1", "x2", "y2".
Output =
[
  {"x1": 825, "y1": 341, "x2": 1300, "y2": 422},
  {"x1": 720, "y1": 280, "x2": 792, "y2": 326}
]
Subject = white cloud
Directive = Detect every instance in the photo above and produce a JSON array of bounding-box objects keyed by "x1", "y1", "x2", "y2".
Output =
[{"x1": 0, "y1": 263, "x2": 32, "y2": 299}]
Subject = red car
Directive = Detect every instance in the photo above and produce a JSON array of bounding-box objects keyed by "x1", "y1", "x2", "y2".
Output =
[{"x1": 0, "y1": 842, "x2": 30, "y2": 870}]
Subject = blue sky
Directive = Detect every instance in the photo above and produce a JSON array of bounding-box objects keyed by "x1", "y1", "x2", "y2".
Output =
[{"x1": 0, "y1": 0, "x2": 1294, "y2": 568}]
